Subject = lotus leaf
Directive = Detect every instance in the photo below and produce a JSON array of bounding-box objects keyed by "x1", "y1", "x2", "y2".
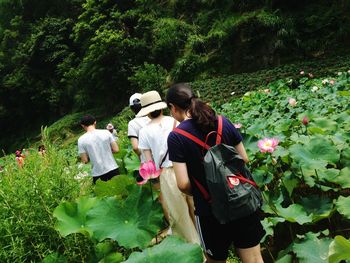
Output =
[
  {"x1": 319, "y1": 168, "x2": 350, "y2": 188},
  {"x1": 123, "y1": 236, "x2": 203, "y2": 263},
  {"x1": 273, "y1": 119, "x2": 292, "y2": 133},
  {"x1": 328, "y1": 235, "x2": 350, "y2": 263},
  {"x1": 86, "y1": 186, "x2": 164, "y2": 248},
  {"x1": 309, "y1": 117, "x2": 338, "y2": 133},
  {"x1": 252, "y1": 167, "x2": 273, "y2": 186},
  {"x1": 275, "y1": 203, "x2": 313, "y2": 225},
  {"x1": 246, "y1": 122, "x2": 266, "y2": 136},
  {"x1": 275, "y1": 254, "x2": 292, "y2": 263},
  {"x1": 53, "y1": 196, "x2": 98, "y2": 237},
  {"x1": 281, "y1": 171, "x2": 299, "y2": 197},
  {"x1": 340, "y1": 148, "x2": 350, "y2": 168},
  {"x1": 299, "y1": 195, "x2": 333, "y2": 222},
  {"x1": 317, "y1": 168, "x2": 339, "y2": 183},
  {"x1": 336, "y1": 196, "x2": 350, "y2": 219},
  {"x1": 242, "y1": 134, "x2": 259, "y2": 154},
  {"x1": 289, "y1": 137, "x2": 340, "y2": 170},
  {"x1": 94, "y1": 175, "x2": 135, "y2": 198},
  {"x1": 124, "y1": 153, "x2": 140, "y2": 173},
  {"x1": 293, "y1": 232, "x2": 331, "y2": 263},
  {"x1": 95, "y1": 241, "x2": 124, "y2": 262},
  {"x1": 261, "y1": 191, "x2": 284, "y2": 215},
  {"x1": 261, "y1": 217, "x2": 285, "y2": 242}
]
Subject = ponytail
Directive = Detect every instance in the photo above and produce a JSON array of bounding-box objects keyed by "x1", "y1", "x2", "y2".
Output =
[
  {"x1": 189, "y1": 97, "x2": 216, "y2": 132},
  {"x1": 166, "y1": 83, "x2": 216, "y2": 132}
]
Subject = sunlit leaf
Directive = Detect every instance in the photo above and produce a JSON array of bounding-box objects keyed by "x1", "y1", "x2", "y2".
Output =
[
  {"x1": 293, "y1": 232, "x2": 331, "y2": 263},
  {"x1": 328, "y1": 235, "x2": 350, "y2": 263},
  {"x1": 53, "y1": 196, "x2": 98, "y2": 237},
  {"x1": 87, "y1": 186, "x2": 164, "y2": 248},
  {"x1": 275, "y1": 254, "x2": 292, "y2": 263},
  {"x1": 275, "y1": 203, "x2": 313, "y2": 225},
  {"x1": 335, "y1": 196, "x2": 350, "y2": 219},
  {"x1": 309, "y1": 117, "x2": 338, "y2": 133},
  {"x1": 124, "y1": 236, "x2": 203, "y2": 263},
  {"x1": 94, "y1": 174, "x2": 135, "y2": 198},
  {"x1": 124, "y1": 153, "x2": 140, "y2": 173},
  {"x1": 289, "y1": 137, "x2": 340, "y2": 170}
]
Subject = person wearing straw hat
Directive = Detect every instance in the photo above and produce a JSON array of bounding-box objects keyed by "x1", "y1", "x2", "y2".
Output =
[{"x1": 137, "y1": 90, "x2": 199, "y2": 245}]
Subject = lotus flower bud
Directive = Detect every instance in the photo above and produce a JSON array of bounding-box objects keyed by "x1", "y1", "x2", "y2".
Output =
[{"x1": 302, "y1": 116, "x2": 309, "y2": 126}]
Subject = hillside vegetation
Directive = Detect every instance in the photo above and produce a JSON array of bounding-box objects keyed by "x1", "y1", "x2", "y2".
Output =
[
  {"x1": 1, "y1": 69, "x2": 349, "y2": 262},
  {"x1": 1, "y1": 0, "x2": 350, "y2": 151}
]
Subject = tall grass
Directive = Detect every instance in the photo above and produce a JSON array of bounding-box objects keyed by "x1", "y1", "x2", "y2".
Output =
[{"x1": 0, "y1": 133, "x2": 94, "y2": 262}]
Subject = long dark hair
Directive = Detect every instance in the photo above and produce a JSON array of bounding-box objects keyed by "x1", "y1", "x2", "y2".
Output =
[{"x1": 166, "y1": 83, "x2": 216, "y2": 132}]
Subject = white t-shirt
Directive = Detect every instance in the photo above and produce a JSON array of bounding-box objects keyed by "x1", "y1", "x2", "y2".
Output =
[
  {"x1": 128, "y1": 116, "x2": 150, "y2": 162},
  {"x1": 128, "y1": 116, "x2": 150, "y2": 138},
  {"x1": 78, "y1": 129, "x2": 118, "y2": 177},
  {"x1": 138, "y1": 116, "x2": 176, "y2": 170}
]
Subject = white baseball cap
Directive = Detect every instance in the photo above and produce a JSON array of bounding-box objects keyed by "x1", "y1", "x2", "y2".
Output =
[{"x1": 129, "y1": 93, "x2": 142, "y2": 106}]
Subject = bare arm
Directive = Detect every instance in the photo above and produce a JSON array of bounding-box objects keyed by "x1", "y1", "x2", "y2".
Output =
[
  {"x1": 173, "y1": 162, "x2": 192, "y2": 195},
  {"x1": 130, "y1": 137, "x2": 141, "y2": 157},
  {"x1": 111, "y1": 141, "x2": 119, "y2": 153},
  {"x1": 80, "y1": 153, "x2": 89, "y2": 164},
  {"x1": 142, "y1": 149, "x2": 153, "y2": 162},
  {"x1": 234, "y1": 142, "x2": 249, "y2": 163}
]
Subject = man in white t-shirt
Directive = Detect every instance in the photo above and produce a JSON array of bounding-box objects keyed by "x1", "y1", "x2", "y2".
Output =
[{"x1": 78, "y1": 115, "x2": 119, "y2": 184}]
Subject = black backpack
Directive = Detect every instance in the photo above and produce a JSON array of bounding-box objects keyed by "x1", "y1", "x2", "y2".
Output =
[{"x1": 173, "y1": 116, "x2": 262, "y2": 224}]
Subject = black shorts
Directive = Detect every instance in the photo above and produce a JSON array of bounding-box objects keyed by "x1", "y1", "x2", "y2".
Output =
[
  {"x1": 93, "y1": 168, "x2": 119, "y2": 184},
  {"x1": 195, "y1": 211, "x2": 265, "y2": 261}
]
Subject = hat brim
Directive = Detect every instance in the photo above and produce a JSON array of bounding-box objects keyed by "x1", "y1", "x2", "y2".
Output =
[{"x1": 136, "y1": 102, "x2": 167, "y2": 117}]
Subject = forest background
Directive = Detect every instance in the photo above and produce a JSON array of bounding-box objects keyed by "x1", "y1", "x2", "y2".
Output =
[{"x1": 0, "y1": 0, "x2": 350, "y2": 151}]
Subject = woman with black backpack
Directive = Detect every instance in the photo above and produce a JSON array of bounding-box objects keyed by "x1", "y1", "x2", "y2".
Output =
[{"x1": 166, "y1": 83, "x2": 265, "y2": 263}]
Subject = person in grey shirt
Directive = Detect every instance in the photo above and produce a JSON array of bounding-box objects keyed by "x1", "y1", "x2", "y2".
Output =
[{"x1": 78, "y1": 115, "x2": 119, "y2": 184}]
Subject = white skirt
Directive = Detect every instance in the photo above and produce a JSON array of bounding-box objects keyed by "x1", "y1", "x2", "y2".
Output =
[{"x1": 160, "y1": 167, "x2": 200, "y2": 244}]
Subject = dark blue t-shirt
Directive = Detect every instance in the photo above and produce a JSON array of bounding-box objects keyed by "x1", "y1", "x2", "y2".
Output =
[{"x1": 167, "y1": 116, "x2": 243, "y2": 216}]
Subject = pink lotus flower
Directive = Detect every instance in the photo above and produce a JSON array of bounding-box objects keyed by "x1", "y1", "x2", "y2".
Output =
[
  {"x1": 258, "y1": 138, "x2": 279, "y2": 153},
  {"x1": 302, "y1": 116, "x2": 309, "y2": 126},
  {"x1": 300, "y1": 71, "x2": 305, "y2": 75},
  {"x1": 234, "y1": 123, "x2": 242, "y2": 129},
  {"x1": 139, "y1": 160, "x2": 161, "y2": 181},
  {"x1": 288, "y1": 98, "x2": 297, "y2": 107},
  {"x1": 329, "y1": 80, "x2": 335, "y2": 85}
]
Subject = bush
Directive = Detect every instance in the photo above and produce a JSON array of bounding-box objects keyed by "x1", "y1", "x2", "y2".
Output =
[{"x1": 0, "y1": 134, "x2": 93, "y2": 262}]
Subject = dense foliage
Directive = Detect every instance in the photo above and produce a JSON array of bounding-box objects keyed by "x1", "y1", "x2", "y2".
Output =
[
  {"x1": 218, "y1": 70, "x2": 350, "y2": 262},
  {"x1": 1, "y1": 69, "x2": 350, "y2": 262},
  {"x1": 1, "y1": 0, "x2": 350, "y2": 151}
]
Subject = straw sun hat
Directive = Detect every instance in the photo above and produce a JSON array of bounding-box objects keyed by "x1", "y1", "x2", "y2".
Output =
[{"x1": 136, "y1": 91, "x2": 167, "y2": 117}]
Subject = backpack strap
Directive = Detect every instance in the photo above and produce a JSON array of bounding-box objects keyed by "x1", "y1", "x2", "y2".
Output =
[
  {"x1": 216, "y1": 115, "x2": 223, "y2": 145},
  {"x1": 173, "y1": 128, "x2": 210, "y2": 150},
  {"x1": 172, "y1": 116, "x2": 223, "y2": 202}
]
